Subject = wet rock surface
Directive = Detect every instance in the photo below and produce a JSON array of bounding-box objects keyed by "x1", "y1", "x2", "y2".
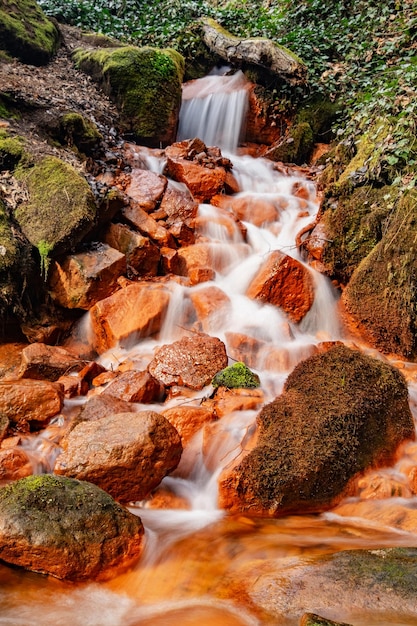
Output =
[
  {"x1": 0, "y1": 474, "x2": 144, "y2": 581},
  {"x1": 148, "y1": 333, "x2": 228, "y2": 390},
  {"x1": 54, "y1": 411, "x2": 182, "y2": 502}
]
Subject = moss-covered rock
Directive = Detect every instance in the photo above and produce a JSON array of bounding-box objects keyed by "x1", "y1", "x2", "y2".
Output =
[
  {"x1": 0, "y1": 474, "x2": 144, "y2": 580},
  {"x1": 219, "y1": 344, "x2": 414, "y2": 516},
  {"x1": 321, "y1": 185, "x2": 395, "y2": 285},
  {"x1": 300, "y1": 614, "x2": 353, "y2": 626},
  {"x1": 212, "y1": 361, "x2": 260, "y2": 389},
  {"x1": 54, "y1": 111, "x2": 103, "y2": 156},
  {"x1": 265, "y1": 121, "x2": 314, "y2": 164},
  {"x1": 13, "y1": 155, "x2": 97, "y2": 267},
  {"x1": 341, "y1": 188, "x2": 417, "y2": 358},
  {"x1": 0, "y1": 0, "x2": 60, "y2": 66},
  {"x1": 73, "y1": 45, "x2": 185, "y2": 147}
]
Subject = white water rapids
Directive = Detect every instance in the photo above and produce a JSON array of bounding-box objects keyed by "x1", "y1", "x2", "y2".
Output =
[{"x1": 1, "y1": 70, "x2": 417, "y2": 626}]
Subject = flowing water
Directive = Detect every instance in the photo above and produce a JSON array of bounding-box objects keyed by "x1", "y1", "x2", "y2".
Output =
[{"x1": 1, "y1": 71, "x2": 417, "y2": 626}]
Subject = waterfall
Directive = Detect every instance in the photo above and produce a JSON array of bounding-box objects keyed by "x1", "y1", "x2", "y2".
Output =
[{"x1": 177, "y1": 69, "x2": 249, "y2": 153}]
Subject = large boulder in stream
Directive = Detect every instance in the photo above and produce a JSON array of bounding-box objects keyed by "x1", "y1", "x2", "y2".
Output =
[
  {"x1": 219, "y1": 344, "x2": 415, "y2": 516},
  {"x1": 54, "y1": 411, "x2": 182, "y2": 503},
  {"x1": 73, "y1": 46, "x2": 184, "y2": 146},
  {"x1": 0, "y1": 474, "x2": 144, "y2": 581}
]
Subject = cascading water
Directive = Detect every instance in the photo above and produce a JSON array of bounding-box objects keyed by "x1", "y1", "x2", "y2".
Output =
[{"x1": 1, "y1": 72, "x2": 417, "y2": 626}]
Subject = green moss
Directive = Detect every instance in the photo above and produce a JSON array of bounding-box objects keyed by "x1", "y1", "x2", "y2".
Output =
[
  {"x1": 73, "y1": 45, "x2": 185, "y2": 145},
  {"x1": 301, "y1": 613, "x2": 352, "y2": 626},
  {"x1": 212, "y1": 362, "x2": 260, "y2": 389},
  {"x1": 0, "y1": 129, "x2": 25, "y2": 171},
  {"x1": 0, "y1": 198, "x2": 18, "y2": 273},
  {"x1": 267, "y1": 121, "x2": 314, "y2": 164},
  {"x1": 321, "y1": 185, "x2": 395, "y2": 284},
  {"x1": 59, "y1": 112, "x2": 102, "y2": 156},
  {"x1": 14, "y1": 156, "x2": 97, "y2": 257},
  {"x1": 330, "y1": 548, "x2": 417, "y2": 598},
  {"x1": 0, "y1": 0, "x2": 60, "y2": 66},
  {"x1": 342, "y1": 188, "x2": 417, "y2": 358}
]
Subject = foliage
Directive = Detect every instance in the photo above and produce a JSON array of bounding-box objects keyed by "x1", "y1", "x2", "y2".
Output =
[{"x1": 38, "y1": 0, "x2": 416, "y2": 186}]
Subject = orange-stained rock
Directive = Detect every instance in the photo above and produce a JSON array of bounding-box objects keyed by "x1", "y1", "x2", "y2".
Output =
[
  {"x1": 148, "y1": 333, "x2": 228, "y2": 390},
  {"x1": 89, "y1": 282, "x2": 170, "y2": 354},
  {"x1": 77, "y1": 361, "x2": 107, "y2": 385},
  {"x1": 302, "y1": 221, "x2": 329, "y2": 264},
  {"x1": 158, "y1": 182, "x2": 198, "y2": 225},
  {"x1": 225, "y1": 332, "x2": 267, "y2": 369},
  {"x1": 0, "y1": 379, "x2": 64, "y2": 430},
  {"x1": 146, "y1": 488, "x2": 190, "y2": 510},
  {"x1": 160, "y1": 246, "x2": 181, "y2": 274},
  {"x1": 54, "y1": 411, "x2": 182, "y2": 503},
  {"x1": 202, "y1": 387, "x2": 264, "y2": 418},
  {"x1": 17, "y1": 342, "x2": 85, "y2": 381},
  {"x1": 103, "y1": 222, "x2": 160, "y2": 276},
  {"x1": 212, "y1": 193, "x2": 279, "y2": 226},
  {"x1": 168, "y1": 221, "x2": 196, "y2": 247},
  {"x1": 188, "y1": 267, "x2": 216, "y2": 285},
  {"x1": 121, "y1": 203, "x2": 176, "y2": 248},
  {"x1": 245, "y1": 85, "x2": 285, "y2": 146},
  {"x1": 176, "y1": 243, "x2": 213, "y2": 279},
  {"x1": 48, "y1": 243, "x2": 126, "y2": 310},
  {"x1": 57, "y1": 374, "x2": 89, "y2": 398},
  {"x1": 0, "y1": 447, "x2": 33, "y2": 482},
  {"x1": 356, "y1": 470, "x2": 412, "y2": 500},
  {"x1": 162, "y1": 405, "x2": 215, "y2": 447},
  {"x1": 190, "y1": 285, "x2": 231, "y2": 331},
  {"x1": 0, "y1": 343, "x2": 27, "y2": 380},
  {"x1": 165, "y1": 139, "x2": 235, "y2": 203},
  {"x1": 102, "y1": 370, "x2": 165, "y2": 403},
  {"x1": 123, "y1": 168, "x2": 167, "y2": 211},
  {"x1": 195, "y1": 203, "x2": 247, "y2": 241},
  {"x1": 246, "y1": 250, "x2": 315, "y2": 323}
]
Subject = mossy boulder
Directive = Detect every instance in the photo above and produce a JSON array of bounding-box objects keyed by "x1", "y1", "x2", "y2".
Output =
[
  {"x1": 0, "y1": 474, "x2": 144, "y2": 580},
  {"x1": 265, "y1": 121, "x2": 314, "y2": 164},
  {"x1": 13, "y1": 155, "x2": 97, "y2": 266},
  {"x1": 341, "y1": 188, "x2": 417, "y2": 358},
  {"x1": 0, "y1": 0, "x2": 60, "y2": 66},
  {"x1": 321, "y1": 184, "x2": 395, "y2": 285},
  {"x1": 219, "y1": 344, "x2": 414, "y2": 516},
  {"x1": 51, "y1": 111, "x2": 103, "y2": 156},
  {"x1": 73, "y1": 45, "x2": 185, "y2": 147},
  {"x1": 212, "y1": 361, "x2": 260, "y2": 389}
]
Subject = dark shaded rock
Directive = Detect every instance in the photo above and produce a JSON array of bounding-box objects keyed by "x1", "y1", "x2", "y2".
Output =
[
  {"x1": 0, "y1": 474, "x2": 144, "y2": 580},
  {"x1": 219, "y1": 344, "x2": 415, "y2": 516}
]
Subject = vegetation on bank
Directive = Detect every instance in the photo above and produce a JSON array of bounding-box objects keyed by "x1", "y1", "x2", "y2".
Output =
[{"x1": 37, "y1": 0, "x2": 416, "y2": 184}]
